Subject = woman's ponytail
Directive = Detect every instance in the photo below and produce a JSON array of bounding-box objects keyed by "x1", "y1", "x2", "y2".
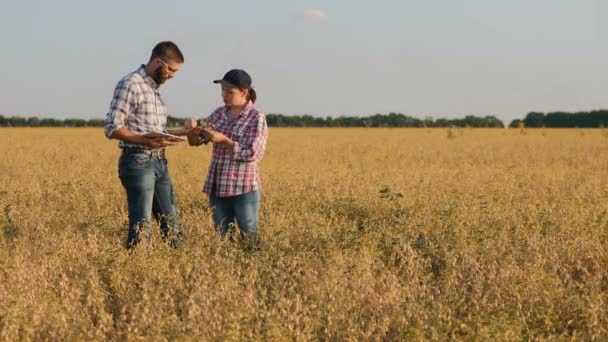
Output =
[{"x1": 247, "y1": 88, "x2": 257, "y2": 104}]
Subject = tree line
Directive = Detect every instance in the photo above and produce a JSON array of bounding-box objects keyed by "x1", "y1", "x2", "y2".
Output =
[
  {"x1": 5, "y1": 111, "x2": 608, "y2": 128},
  {"x1": 0, "y1": 116, "x2": 106, "y2": 127},
  {"x1": 0, "y1": 113, "x2": 505, "y2": 128},
  {"x1": 509, "y1": 110, "x2": 608, "y2": 128},
  {"x1": 265, "y1": 113, "x2": 504, "y2": 128}
]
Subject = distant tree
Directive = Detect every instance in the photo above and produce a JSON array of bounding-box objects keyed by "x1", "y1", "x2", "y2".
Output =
[
  {"x1": 434, "y1": 118, "x2": 450, "y2": 127},
  {"x1": 27, "y1": 117, "x2": 41, "y2": 127},
  {"x1": 509, "y1": 119, "x2": 521, "y2": 128},
  {"x1": 510, "y1": 110, "x2": 608, "y2": 128},
  {"x1": 40, "y1": 118, "x2": 62, "y2": 127},
  {"x1": 544, "y1": 112, "x2": 574, "y2": 128},
  {"x1": 64, "y1": 119, "x2": 87, "y2": 127},
  {"x1": 86, "y1": 119, "x2": 105, "y2": 127},
  {"x1": 523, "y1": 112, "x2": 545, "y2": 127},
  {"x1": 166, "y1": 115, "x2": 185, "y2": 127},
  {"x1": 484, "y1": 115, "x2": 504, "y2": 128},
  {"x1": 266, "y1": 114, "x2": 282, "y2": 127},
  {"x1": 8, "y1": 116, "x2": 27, "y2": 127},
  {"x1": 422, "y1": 116, "x2": 434, "y2": 128},
  {"x1": 591, "y1": 110, "x2": 608, "y2": 128}
]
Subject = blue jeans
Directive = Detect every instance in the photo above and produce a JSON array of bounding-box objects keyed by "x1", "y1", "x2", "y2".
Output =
[
  {"x1": 209, "y1": 190, "x2": 260, "y2": 238},
  {"x1": 118, "y1": 153, "x2": 184, "y2": 248}
]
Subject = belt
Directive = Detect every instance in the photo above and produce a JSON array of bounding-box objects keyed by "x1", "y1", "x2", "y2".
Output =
[{"x1": 122, "y1": 147, "x2": 166, "y2": 159}]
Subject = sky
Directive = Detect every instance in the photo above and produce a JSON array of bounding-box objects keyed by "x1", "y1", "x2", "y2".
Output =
[{"x1": 0, "y1": 0, "x2": 605, "y2": 124}]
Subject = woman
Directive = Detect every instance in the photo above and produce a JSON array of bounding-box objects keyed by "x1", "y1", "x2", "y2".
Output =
[{"x1": 187, "y1": 69, "x2": 268, "y2": 240}]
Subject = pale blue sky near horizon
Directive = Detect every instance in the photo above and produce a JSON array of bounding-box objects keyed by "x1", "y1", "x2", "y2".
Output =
[{"x1": 0, "y1": 0, "x2": 605, "y2": 123}]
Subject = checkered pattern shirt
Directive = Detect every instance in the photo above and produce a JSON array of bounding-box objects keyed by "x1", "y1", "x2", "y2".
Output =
[
  {"x1": 202, "y1": 103, "x2": 268, "y2": 197},
  {"x1": 104, "y1": 65, "x2": 168, "y2": 149}
]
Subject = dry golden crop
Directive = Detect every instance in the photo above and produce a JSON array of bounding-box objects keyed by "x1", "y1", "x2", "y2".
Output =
[{"x1": 0, "y1": 127, "x2": 607, "y2": 340}]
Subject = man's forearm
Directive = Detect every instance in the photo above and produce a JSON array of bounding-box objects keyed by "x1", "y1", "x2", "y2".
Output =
[
  {"x1": 111, "y1": 127, "x2": 148, "y2": 146},
  {"x1": 167, "y1": 128, "x2": 190, "y2": 136}
]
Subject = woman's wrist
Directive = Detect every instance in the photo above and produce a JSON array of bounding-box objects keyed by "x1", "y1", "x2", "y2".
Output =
[{"x1": 223, "y1": 139, "x2": 235, "y2": 149}]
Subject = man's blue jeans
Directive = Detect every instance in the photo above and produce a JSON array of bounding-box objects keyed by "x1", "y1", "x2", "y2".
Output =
[
  {"x1": 118, "y1": 152, "x2": 184, "y2": 248},
  {"x1": 209, "y1": 190, "x2": 260, "y2": 238}
]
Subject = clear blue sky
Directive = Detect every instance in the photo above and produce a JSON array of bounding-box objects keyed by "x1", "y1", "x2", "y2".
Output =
[{"x1": 0, "y1": 0, "x2": 605, "y2": 123}]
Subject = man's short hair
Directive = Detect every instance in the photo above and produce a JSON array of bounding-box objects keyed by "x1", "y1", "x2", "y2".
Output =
[{"x1": 150, "y1": 41, "x2": 184, "y2": 63}]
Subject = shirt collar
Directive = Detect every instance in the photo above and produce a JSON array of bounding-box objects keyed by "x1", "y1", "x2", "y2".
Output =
[{"x1": 137, "y1": 64, "x2": 159, "y2": 89}]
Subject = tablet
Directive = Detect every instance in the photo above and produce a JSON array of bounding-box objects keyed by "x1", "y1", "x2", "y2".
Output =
[{"x1": 142, "y1": 131, "x2": 186, "y2": 141}]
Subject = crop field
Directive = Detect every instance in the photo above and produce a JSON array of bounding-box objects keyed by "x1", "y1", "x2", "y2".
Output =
[{"x1": 0, "y1": 127, "x2": 607, "y2": 340}]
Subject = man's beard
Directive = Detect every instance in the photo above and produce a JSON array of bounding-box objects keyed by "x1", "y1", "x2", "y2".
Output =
[{"x1": 152, "y1": 66, "x2": 167, "y2": 85}]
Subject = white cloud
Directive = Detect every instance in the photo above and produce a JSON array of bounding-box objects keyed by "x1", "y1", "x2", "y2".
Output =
[{"x1": 302, "y1": 9, "x2": 328, "y2": 22}]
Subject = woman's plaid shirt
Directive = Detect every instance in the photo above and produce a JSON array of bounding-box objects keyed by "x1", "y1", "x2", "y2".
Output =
[{"x1": 202, "y1": 103, "x2": 268, "y2": 197}]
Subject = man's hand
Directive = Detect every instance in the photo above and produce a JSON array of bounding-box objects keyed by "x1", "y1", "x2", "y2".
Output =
[
  {"x1": 167, "y1": 128, "x2": 193, "y2": 136},
  {"x1": 112, "y1": 127, "x2": 177, "y2": 148},
  {"x1": 111, "y1": 127, "x2": 179, "y2": 148},
  {"x1": 184, "y1": 118, "x2": 197, "y2": 129},
  {"x1": 143, "y1": 137, "x2": 179, "y2": 148}
]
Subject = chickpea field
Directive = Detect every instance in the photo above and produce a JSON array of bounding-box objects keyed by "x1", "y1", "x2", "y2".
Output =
[{"x1": 0, "y1": 127, "x2": 607, "y2": 340}]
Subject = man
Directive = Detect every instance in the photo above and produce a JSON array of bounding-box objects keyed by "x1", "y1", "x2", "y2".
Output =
[{"x1": 104, "y1": 41, "x2": 189, "y2": 249}]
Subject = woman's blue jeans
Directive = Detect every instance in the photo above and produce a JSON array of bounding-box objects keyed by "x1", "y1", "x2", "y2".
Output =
[
  {"x1": 209, "y1": 190, "x2": 260, "y2": 238},
  {"x1": 118, "y1": 152, "x2": 184, "y2": 248}
]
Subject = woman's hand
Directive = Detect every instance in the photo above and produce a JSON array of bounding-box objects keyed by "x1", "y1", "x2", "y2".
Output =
[
  {"x1": 201, "y1": 127, "x2": 226, "y2": 144},
  {"x1": 187, "y1": 126, "x2": 207, "y2": 146},
  {"x1": 201, "y1": 127, "x2": 234, "y2": 149}
]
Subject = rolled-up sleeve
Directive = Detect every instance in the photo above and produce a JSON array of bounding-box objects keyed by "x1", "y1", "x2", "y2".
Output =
[
  {"x1": 231, "y1": 113, "x2": 268, "y2": 162},
  {"x1": 104, "y1": 79, "x2": 135, "y2": 138}
]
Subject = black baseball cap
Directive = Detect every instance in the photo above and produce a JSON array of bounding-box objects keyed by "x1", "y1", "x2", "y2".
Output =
[{"x1": 213, "y1": 69, "x2": 252, "y2": 88}]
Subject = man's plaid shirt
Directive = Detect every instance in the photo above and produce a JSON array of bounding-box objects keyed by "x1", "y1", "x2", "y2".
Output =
[
  {"x1": 104, "y1": 65, "x2": 168, "y2": 149},
  {"x1": 202, "y1": 102, "x2": 268, "y2": 197}
]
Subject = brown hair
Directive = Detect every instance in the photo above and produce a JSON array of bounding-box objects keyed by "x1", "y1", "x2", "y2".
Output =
[
  {"x1": 247, "y1": 88, "x2": 257, "y2": 104},
  {"x1": 149, "y1": 41, "x2": 184, "y2": 63}
]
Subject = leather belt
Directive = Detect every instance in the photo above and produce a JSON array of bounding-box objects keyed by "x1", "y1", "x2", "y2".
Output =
[{"x1": 121, "y1": 147, "x2": 166, "y2": 159}]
